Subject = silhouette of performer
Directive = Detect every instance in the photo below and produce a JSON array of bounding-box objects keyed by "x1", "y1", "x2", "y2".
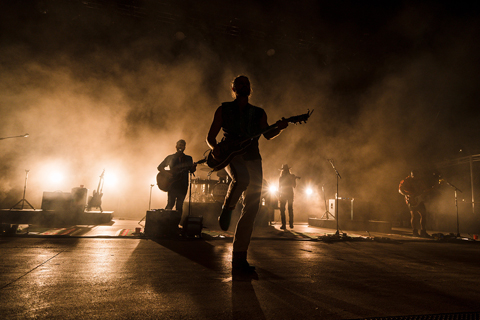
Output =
[
  {"x1": 278, "y1": 164, "x2": 297, "y2": 229},
  {"x1": 157, "y1": 139, "x2": 196, "y2": 218},
  {"x1": 399, "y1": 169, "x2": 440, "y2": 237},
  {"x1": 206, "y1": 75, "x2": 288, "y2": 274}
]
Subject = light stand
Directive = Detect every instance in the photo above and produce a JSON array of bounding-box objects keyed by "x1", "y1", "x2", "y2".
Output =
[
  {"x1": 328, "y1": 159, "x2": 342, "y2": 236},
  {"x1": 443, "y1": 179, "x2": 463, "y2": 237},
  {"x1": 10, "y1": 170, "x2": 35, "y2": 210},
  {"x1": 320, "y1": 185, "x2": 335, "y2": 220}
]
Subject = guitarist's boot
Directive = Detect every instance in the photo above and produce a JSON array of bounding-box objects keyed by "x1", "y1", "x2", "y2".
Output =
[
  {"x1": 280, "y1": 212, "x2": 286, "y2": 230},
  {"x1": 420, "y1": 229, "x2": 431, "y2": 238},
  {"x1": 232, "y1": 251, "x2": 256, "y2": 273},
  {"x1": 219, "y1": 206, "x2": 234, "y2": 231}
]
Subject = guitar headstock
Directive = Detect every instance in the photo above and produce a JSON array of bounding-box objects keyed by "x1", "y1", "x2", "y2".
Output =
[{"x1": 284, "y1": 109, "x2": 314, "y2": 125}]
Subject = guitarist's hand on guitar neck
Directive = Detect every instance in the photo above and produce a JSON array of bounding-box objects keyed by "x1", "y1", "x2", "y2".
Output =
[
  {"x1": 276, "y1": 118, "x2": 289, "y2": 130},
  {"x1": 264, "y1": 118, "x2": 289, "y2": 140}
]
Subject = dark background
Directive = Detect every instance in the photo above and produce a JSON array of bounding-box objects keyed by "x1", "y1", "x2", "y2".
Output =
[{"x1": 1, "y1": 0, "x2": 479, "y2": 230}]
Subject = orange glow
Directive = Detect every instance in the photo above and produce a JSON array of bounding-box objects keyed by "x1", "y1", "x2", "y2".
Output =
[
  {"x1": 269, "y1": 185, "x2": 278, "y2": 194},
  {"x1": 305, "y1": 187, "x2": 314, "y2": 196}
]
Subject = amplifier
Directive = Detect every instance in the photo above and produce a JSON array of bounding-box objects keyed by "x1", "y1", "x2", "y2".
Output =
[
  {"x1": 181, "y1": 216, "x2": 203, "y2": 238},
  {"x1": 144, "y1": 209, "x2": 181, "y2": 238},
  {"x1": 41, "y1": 192, "x2": 73, "y2": 211}
]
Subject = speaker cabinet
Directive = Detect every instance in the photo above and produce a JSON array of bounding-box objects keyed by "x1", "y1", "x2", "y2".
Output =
[
  {"x1": 181, "y1": 216, "x2": 203, "y2": 238},
  {"x1": 144, "y1": 209, "x2": 181, "y2": 238},
  {"x1": 41, "y1": 192, "x2": 73, "y2": 211},
  {"x1": 328, "y1": 199, "x2": 354, "y2": 220}
]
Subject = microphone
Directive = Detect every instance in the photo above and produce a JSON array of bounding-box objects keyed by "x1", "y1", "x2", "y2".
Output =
[{"x1": 0, "y1": 133, "x2": 30, "y2": 140}]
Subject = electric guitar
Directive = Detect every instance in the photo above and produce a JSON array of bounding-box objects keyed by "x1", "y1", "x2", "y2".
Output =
[
  {"x1": 156, "y1": 159, "x2": 206, "y2": 192},
  {"x1": 87, "y1": 169, "x2": 104, "y2": 212},
  {"x1": 404, "y1": 179, "x2": 443, "y2": 207},
  {"x1": 405, "y1": 193, "x2": 427, "y2": 207},
  {"x1": 206, "y1": 110, "x2": 313, "y2": 171}
]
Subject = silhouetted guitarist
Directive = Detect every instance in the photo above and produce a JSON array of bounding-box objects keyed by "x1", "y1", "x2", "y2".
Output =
[
  {"x1": 399, "y1": 169, "x2": 441, "y2": 238},
  {"x1": 157, "y1": 139, "x2": 196, "y2": 217},
  {"x1": 206, "y1": 75, "x2": 289, "y2": 274}
]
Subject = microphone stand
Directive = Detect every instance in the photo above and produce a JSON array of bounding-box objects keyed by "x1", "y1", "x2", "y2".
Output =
[
  {"x1": 10, "y1": 170, "x2": 35, "y2": 210},
  {"x1": 0, "y1": 133, "x2": 29, "y2": 140},
  {"x1": 328, "y1": 159, "x2": 342, "y2": 236},
  {"x1": 188, "y1": 171, "x2": 194, "y2": 218},
  {"x1": 443, "y1": 179, "x2": 463, "y2": 237}
]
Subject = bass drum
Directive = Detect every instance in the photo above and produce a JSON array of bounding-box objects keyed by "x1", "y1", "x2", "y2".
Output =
[{"x1": 212, "y1": 183, "x2": 228, "y2": 203}]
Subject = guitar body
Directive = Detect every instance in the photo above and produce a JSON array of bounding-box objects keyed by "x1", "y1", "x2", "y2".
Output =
[
  {"x1": 206, "y1": 139, "x2": 253, "y2": 171},
  {"x1": 88, "y1": 190, "x2": 103, "y2": 208},
  {"x1": 156, "y1": 171, "x2": 175, "y2": 192},
  {"x1": 88, "y1": 170, "x2": 105, "y2": 212},
  {"x1": 406, "y1": 194, "x2": 426, "y2": 208},
  {"x1": 156, "y1": 159, "x2": 206, "y2": 192}
]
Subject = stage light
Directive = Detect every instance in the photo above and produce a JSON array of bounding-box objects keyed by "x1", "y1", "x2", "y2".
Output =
[
  {"x1": 103, "y1": 171, "x2": 119, "y2": 189},
  {"x1": 305, "y1": 187, "x2": 313, "y2": 196},
  {"x1": 268, "y1": 185, "x2": 278, "y2": 194},
  {"x1": 50, "y1": 171, "x2": 64, "y2": 184}
]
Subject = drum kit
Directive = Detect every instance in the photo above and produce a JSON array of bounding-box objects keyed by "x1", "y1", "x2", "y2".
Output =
[{"x1": 190, "y1": 169, "x2": 229, "y2": 203}]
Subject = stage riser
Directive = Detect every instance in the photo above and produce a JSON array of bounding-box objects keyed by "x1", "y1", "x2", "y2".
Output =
[
  {"x1": 309, "y1": 218, "x2": 392, "y2": 233},
  {"x1": 0, "y1": 209, "x2": 112, "y2": 226}
]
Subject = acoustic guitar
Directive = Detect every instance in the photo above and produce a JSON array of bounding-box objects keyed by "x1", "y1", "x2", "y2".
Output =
[{"x1": 157, "y1": 159, "x2": 206, "y2": 192}]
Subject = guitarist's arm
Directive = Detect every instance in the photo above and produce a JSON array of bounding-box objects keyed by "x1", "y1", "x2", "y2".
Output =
[
  {"x1": 187, "y1": 156, "x2": 197, "y2": 174},
  {"x1": 262, "y1": 111, "x2": 289, "y2": 140},
  {"x1": 157, "y1": 156, "x2": 172, "y2": 176},
  {"x1": 206, "y1": 106, "x2": 223, "y2": 159}
]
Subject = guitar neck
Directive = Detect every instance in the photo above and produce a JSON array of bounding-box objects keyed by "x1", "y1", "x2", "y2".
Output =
[
  {"x1": 245, "y1": 111, "x2": 313, "y2": 142},
  {"x1": 248, "y1": 123, "x2": 279, "y2": 141},
  {"x1": 172, "y1": 159, "x2": 206, "y2": 173}
]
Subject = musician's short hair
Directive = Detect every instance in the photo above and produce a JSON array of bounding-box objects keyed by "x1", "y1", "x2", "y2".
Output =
[
  {"x1": 231, "y1": 75, "x2": 252, "y2": 98},
  {"x1": 176, "y1": 139, "x2": 186, "y2": 146}
]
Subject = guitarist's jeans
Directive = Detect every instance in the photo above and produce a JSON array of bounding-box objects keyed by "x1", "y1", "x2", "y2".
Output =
[
  {"x1": 279, "y1": 196, "x2": 294, "y2": 227},
  {"x1": 166, "y1": 187, "x2": 187, "y2": 216},
  {"x1": 225, "y1": 157, "x2": 263, "y2": 253}
]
